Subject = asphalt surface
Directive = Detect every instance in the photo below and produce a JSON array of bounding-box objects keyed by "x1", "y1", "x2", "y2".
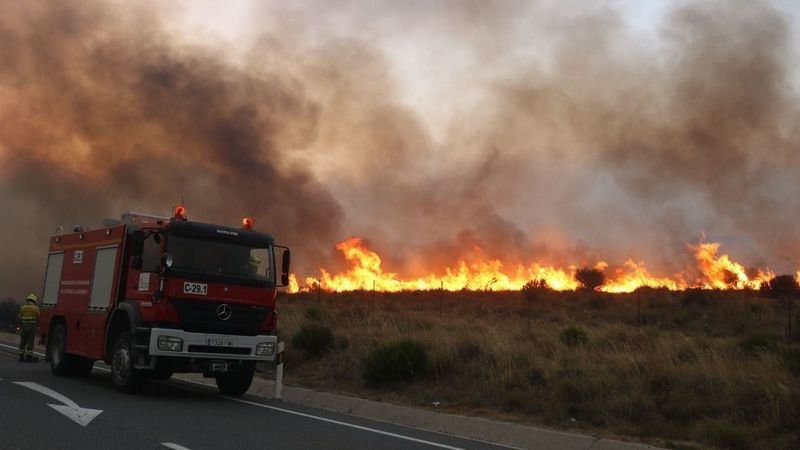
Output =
[{"x1": 0, "y1": 350, "x2": 511, "y2": 450}]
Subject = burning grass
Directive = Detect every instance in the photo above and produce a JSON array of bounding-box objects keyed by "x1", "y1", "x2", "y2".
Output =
[
  {"x1": 290, "y1": 238, "x2": 785, "y2": 294},
  {"x1": 274, "y1": 289, "x2": 800, "y2": 450}
]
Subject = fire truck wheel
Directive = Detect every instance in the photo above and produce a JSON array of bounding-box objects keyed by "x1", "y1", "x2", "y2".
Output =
[
  {"x1": 215, "y1": 363, "x2": 255, "y2": 396},
  {"x1": 49, "y1": 323, "x2": 80, "y2": 376},
  {"x1": 111, "y1": 331, "x2": 148, "y2": 393}
]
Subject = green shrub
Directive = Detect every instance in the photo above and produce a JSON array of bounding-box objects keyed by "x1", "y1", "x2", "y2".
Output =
[
  {"x1": 362, "y1": 339, "x2": 429, "y2": 385},
  {"x1": 528, "y1": 367, "x2": 546, "y2": 386},
  {"x1": 560, "y1": 325, "x2": 589, "y2": 346},
  {"x1": 732, "y1": 381, "x2": 793, "y2": 425},
  {"x1": 292, "y1": 324, "x2": 335, "y2": 355},
  {"x1": 455, "y1": 339, "x2": 483, "y2": 361},
  {"x1": 304, "y1": 306, "x2": 324, "y2": 322},
  {"x1": 675, "y1": 344, "x2": 698, "y2": 363},
  {"x1": 737, "y1": 333, "x2": 780, "y2": 355},
  {"x1": 782, "y1": 346, "x2": 800, "y2": 376},
  {"x1": 698, "y1": 420, "x2": 753, "y2": 450}
]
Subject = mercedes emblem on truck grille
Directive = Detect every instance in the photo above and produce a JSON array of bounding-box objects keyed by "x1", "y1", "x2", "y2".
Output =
[{"x1": 216, "y1": 303, "x2": 232, "y2": 321}]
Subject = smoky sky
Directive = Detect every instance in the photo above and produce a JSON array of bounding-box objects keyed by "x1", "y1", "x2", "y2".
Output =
[{"x1": 1, "y1": 0, "x2": 799, "y2": 298}]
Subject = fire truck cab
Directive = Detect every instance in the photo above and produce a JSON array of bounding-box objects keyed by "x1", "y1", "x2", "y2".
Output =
[{"x1": 38, "y1": 208, "x2": 290, "y2": 396}]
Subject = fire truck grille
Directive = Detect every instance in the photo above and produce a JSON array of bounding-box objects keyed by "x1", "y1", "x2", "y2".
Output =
[
  {"x1": 170, "y1": 299, "x2": 269, "y2": 336},
  {"x1": 187, "y1": 345, "x2": 252, "y2": 355}
]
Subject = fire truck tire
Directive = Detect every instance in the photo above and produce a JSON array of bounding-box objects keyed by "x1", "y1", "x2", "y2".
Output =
[
  {"x1": 110, "y1": 331, "x2": 148, "y2": 393},
  {"x1": 49, "y1": 324, "x2": 82, "y2": 377},
  {"x1": 215, "y1": 363, "x2": 254, "y2": 396}
]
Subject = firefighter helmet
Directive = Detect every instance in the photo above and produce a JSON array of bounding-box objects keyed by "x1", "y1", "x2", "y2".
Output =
[{"x1": 26, "y1": 293, "x2": 38, "y2": 304}]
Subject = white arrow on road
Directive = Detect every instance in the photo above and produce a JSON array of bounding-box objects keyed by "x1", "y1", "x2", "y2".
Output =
[{"x1": 13, "y1": 381, "x2": 103, "y2": 427}]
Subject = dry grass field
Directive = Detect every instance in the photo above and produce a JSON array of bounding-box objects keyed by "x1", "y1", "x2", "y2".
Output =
[{"x1": 272, "y1": 289, "x2": 799, "y2": 450}]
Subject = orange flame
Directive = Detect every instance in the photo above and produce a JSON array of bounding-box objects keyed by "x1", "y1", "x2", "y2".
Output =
[
  {"x1": 289, "y1": 237, "x2": 785, "y2": 293},
  {"x1": 691, "y1": 242, "x2": 773, "y2": 289}
]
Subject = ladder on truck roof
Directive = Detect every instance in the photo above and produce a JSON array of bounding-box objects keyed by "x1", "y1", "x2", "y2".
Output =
[{"x1": 119, "y1": 211, "x2": 170, "y2": 227}]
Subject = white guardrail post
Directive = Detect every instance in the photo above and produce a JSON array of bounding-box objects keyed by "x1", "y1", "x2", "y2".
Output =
[{"x1": 274, "y1": 341, "x2": 284, "y2": 399}]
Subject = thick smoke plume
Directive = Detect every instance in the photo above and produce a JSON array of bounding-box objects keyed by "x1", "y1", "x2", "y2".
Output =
[
  {"x1": 1, "y1": 1, "x2": 799, "y2": 298},
  {"x1": 0, "y1": 1, "x2": 344, "y2": 298}
]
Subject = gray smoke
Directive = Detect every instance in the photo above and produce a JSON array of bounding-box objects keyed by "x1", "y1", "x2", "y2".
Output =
[{"x1": 1, "y1": 1, "x2": 798, "y2": 298}]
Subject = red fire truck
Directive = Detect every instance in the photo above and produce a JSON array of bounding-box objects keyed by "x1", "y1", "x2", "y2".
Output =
[{"x1": 37, "y1": 207, "x2": 290, "y2": 396}]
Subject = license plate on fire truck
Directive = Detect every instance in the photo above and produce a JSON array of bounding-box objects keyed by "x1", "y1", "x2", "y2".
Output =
[
  {"x1": 183, "y1": 282, "x2": 208, "y2": 295},
  {"x1": 208, "y1": 337, "x2": 235, "y2": 347}
]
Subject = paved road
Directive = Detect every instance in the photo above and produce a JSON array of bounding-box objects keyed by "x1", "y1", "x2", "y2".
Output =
[{"x1": 0, "y1": 352, "x2": 509, "y2": 450}]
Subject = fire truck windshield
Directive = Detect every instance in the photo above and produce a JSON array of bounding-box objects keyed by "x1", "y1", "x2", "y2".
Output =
[{"x1": 166, "y1": 234, "x2": 275, "y2": 287}]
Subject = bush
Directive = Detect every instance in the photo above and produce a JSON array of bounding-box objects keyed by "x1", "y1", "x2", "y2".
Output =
[
  {"x1": 292, "y1": 324, "x2": 335, "y2": 355},
  {"x1": 560, "y1": 325, "x2": 589, "y2": 346},
  {"x1": 698, "y1": 421, "x2": 753, "y2": 450},
  {"x1": 737, "y1": 333, "x2": 780, "y2": 355},
  {"x1": 455, "y1": 339, "x2": 483, "y2": 361},
  {"x1": 362, "y1": 340, "x2": 429, "y2": 385},
  {"x1": 675, "y1": 344, "x2": 698, "y2": 363},
  {"x1": 763, "y1": 275, "x2": 800, "y2": 298},
  {"x1": 575, "y1": 268, "x2": 605, "y2": 291},
  {"x1": 522, "y1": 279, "x2": 550, "y2": 303},
  {"x1": 782, "y1": 346, "x2": 800, "y2": 376},
  {"x1": 529, "y1": 367, "x2": 546, "y2": 386},
  {"x1": 304, "y1": 306, "x2": 325, "y2": 322}
]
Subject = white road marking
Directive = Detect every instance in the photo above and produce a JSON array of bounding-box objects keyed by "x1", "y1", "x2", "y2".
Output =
[
  {"x1": 0, "y1": 343, "x2": 45, "y2": 358},
  {"x1": 160, "y1": 443, "x2": 193, "y2": 450},
  {"x1": 13, "y1": 381, "x2": 103, "y2": 427},
  {"x1": 162, "y1": 376, "x2": 474, "y2": 450},
  {"x1": 229, "y1": 397, "x2": 466, "y2": 450}
]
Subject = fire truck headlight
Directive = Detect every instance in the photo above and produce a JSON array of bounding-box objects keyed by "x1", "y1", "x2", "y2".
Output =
[
  {"x1": 255, "y1": 342, "x2": 275, "y2": 356},
  {"x1": 157, "y1": 336, "x2": 184, "y2": 352}
]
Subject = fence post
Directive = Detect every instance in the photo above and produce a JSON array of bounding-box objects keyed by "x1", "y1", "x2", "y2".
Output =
[
  {"x1": 636, "y1": 289, "x2": 641, "y2": 332},
  {"x1": 439, "y1": 281, "x2": 444, "y2": 320},
  {"x1": 528, "y1": 295, "x2": 532, "y2": 333},
  {"x1": 788, "y1": 295, "x2": 793, "y2": 341},
  {"x1": 274, "y1": 341, "x2": 284, "y2": 399}
]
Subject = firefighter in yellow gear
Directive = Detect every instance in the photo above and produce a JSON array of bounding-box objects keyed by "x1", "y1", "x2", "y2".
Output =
[
  {"x1": 18, "y1": 293, "x2": 40, "y2": 362},
  {"x1": 248, "y1": 254, "x2": 261, "y2": 273}
]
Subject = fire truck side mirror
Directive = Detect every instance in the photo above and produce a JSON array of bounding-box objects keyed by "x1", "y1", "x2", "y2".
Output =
[{"x1": 280, "y1": 248, "x2": 291, "y2": 286}]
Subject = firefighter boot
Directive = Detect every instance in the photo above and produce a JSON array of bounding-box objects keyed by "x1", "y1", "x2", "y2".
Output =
[
  {"x1": 25, "y1": 354, "x2": 38, "y2": 363},
  {"x1": 18, "y1": 354, "x2": 24, "y2": 362}
]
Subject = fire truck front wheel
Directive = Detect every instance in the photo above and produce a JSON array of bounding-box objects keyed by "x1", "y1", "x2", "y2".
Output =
[
  {"x1": 49, "y1": 323, "x2": 87, "y2": 377},
  {"x1": 110, "y1": 331, "x2": 148, "y2": 393},
  {"x1": 215, "y1": 363, "x2": 255, "y2": 396}
]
